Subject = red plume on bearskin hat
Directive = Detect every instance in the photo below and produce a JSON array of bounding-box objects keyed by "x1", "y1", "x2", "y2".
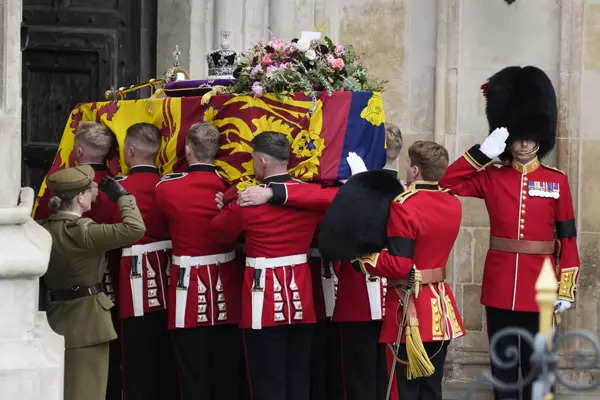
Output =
[{"x1": 483, "y1": 65, "x2": 557, "y2": 159}]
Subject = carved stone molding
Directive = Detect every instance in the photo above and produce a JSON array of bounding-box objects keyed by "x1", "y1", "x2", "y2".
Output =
[{"x1": 0, "y1": 1, "x2": 4, "y2": 110}]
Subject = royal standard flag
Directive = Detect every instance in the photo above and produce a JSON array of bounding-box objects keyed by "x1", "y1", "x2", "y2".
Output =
[{"x1": 34, "y1": 91, "x2": 386, "y2": 218}]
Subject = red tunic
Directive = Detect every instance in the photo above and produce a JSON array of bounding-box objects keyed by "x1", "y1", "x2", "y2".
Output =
[
  {"x1": 275, "y1": 183, "x2": 388, "y2": 323},
  {"x1": 112, "y1": 166, "x2": 170, "y2": 320},
  {"x1": 439, "y1": 146, "x2": 580, "y2": 311},
  {"x1": 359, "y1": 181, "x2": 465, "y2": 343},
  {"x1": 209, "y1": 174, "x2": 322, "y2": 329},
  {"x1": 154, "y1": 164, "x2": 242, "y2": 329}
]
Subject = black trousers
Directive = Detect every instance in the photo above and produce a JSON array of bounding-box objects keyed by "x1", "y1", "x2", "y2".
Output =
[
  {"x1": 172, "y1": 324, "x2": 243, "y2": 400},
  {"x1": 335, "y1": 321, "x2": 387, "y2": 400},
  {"x1": 121, "y1": 311, "x2": 179, "y2": 400},
  {"x1": 486, "y1": 306, "x2": 540, "y2": 400},
  {"x1": 106, "y1": 308, "x2": 121, "y2": 400},
  {"x1": 395, "y1": 340, "x2": 449, "y2": 400},
  {"x1": 310, "y1": 319, "x2": 338, "y2": 400},
  {"x1": 244, "y1": 324, "x2": 315, "y2": 400}
]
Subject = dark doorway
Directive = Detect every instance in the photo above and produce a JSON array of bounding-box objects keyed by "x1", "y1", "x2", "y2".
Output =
[{"x1": 21, "y1": 0, "x2": 157, "y2": 193}]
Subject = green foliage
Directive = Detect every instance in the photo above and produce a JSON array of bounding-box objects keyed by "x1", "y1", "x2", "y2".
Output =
[{"x1": 226, "y1": 36, "x2": 386, "y2": 100}]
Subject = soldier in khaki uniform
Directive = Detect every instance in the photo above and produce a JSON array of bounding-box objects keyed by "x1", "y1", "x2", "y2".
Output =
[{"x1": 40, "y1": 165, "x2": 145, "y2": 400}]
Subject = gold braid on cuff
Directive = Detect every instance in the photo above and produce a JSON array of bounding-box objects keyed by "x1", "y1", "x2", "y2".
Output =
[{"x1": 558, "y1": 267, "x2": 578, "y2": 302}]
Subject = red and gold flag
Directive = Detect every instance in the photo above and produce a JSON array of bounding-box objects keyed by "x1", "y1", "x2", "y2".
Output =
[{"x1": 34, "y1": 91, "x2": 386, "y2": 218}]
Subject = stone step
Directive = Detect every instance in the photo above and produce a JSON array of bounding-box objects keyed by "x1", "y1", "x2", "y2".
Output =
[{"x1": 443, "y1": 382, "x2": 600, "y2": 399}]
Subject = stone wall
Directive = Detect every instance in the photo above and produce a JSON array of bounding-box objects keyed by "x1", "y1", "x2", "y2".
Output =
[
  {"x1": 0, "y1": 0, "x2": 62, "y2": 397},
  {"x1": 155, "y1": 0, "x2": 600, "y2": 395}
]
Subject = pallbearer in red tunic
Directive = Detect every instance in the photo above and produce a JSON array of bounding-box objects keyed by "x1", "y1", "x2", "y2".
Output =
[
  {"x1": 351, "y1": 141, "x2": 464, "y2": 400},
  {"x1": 110, "y1": 123, "x2": 178, "y2": 400},
  {"x1": 236, "y1": 147, "x2": 403, "y2": 400},
  {"x1": 439, "y1": 66, "x2": 580, "y2": 400},
  {"x1": 35, "y1": 121, "x2": 117, "y2": 223},
  {"x1": 210, "y1": 132, "x2": 322, "y2": 400},
  {"x1": 154, "y1": 123, "x2": 243, "y2": 400}
]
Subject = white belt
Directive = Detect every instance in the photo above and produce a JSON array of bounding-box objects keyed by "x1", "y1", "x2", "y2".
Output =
[
  {"x1": 246, "y1": 254, "x2": 307, "y2": 269},
  {"x1": 172, "y1": 251, "x2": 236, "y2": 267},
  {"x1": 122, "y1": 240, "x2": 172, "y2": 257}
]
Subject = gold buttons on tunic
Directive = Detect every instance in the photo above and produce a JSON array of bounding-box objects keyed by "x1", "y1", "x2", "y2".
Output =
[
  {"x1": 519, "y1": 233, "x2": 524, "y2": 239},
  {"x1": 524, "y1": 176, "x2": 528, "y2": 181},
  {"x1": 520, "y1": 224, "x2": 525, "y2": 230}
]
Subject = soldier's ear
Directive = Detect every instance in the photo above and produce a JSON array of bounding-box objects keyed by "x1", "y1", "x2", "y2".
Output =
[{"x1": 73, "y1": 144, "x2": 84, "y2": 161}]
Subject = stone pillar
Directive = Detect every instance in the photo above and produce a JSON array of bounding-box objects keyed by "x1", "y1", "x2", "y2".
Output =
[
  {"x1": 157, "y1": 0, "x2": 192, "y2": 78},
  {"x1": 269, "y1": 0, "x2": 316, "y2": 40},
  {"x1": 0, "y1": 0, "x2": 63, "y2": 398},
  {"x1": 157, "y1": 0, "x2": 270, "y2": 80}
]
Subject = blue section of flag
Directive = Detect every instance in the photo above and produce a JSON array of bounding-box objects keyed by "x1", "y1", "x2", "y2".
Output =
[{"x1": 337, "y1": 92, "x2": 386, "y2": 179}]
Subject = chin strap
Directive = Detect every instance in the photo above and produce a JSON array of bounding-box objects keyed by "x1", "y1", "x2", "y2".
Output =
[{"x1": 522, "y1": 143, "x2": 540, "y2": 156}]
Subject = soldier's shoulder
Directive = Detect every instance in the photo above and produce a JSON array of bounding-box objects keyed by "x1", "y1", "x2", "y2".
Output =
[
  {"x1": 114, "y1": 175, "x2": 128, "y2": 182},
  {"x1": 541, "y1": 163, "x2": 566, "y2": 176},
  {"x1": 63, "y1": 217, "x2": 96, "y2": 235},
  {"x1": 156, "y1": 172, "x2": 188, "y2": 187},
  {"x1": 393, "y1": 189, "x2": 418, "y2": 205}
]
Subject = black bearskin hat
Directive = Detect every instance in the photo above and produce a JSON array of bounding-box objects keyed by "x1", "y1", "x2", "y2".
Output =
[
  {"x1": 318, "y1": 170, "x2": 404, "y2": 261},
  {"x1": 483, "y1": 65, "x2": 557, "y2": 159}
]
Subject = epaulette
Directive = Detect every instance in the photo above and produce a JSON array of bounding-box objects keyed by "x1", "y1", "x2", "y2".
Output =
[
  {"x1": 393, "y1": 190, "x2": 417, "y2": 204},
  {"x1": 541, "y1": 163, "x2": 566, "y2": 175},
  {"x1": 156, "y1": 172, "x2": 187, "y2": 187}
]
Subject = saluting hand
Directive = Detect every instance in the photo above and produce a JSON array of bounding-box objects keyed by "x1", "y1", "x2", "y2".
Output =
[
  {"x1": 346, "y1": 152, "x2": 368, "y2": 175},
  {"x1": 98, "y1": 176, "x2": 129, "y2": 202},
  {"x1": 479, "y1": 127, "x2": 509, "y2": 159},
  {"x1": 238, "y1": 185, "x2": 273, "y2": 207}
]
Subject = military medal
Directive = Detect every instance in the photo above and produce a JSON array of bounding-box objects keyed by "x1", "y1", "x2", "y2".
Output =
[{"x1": 529, "y1": 181, "x2": 560, "y2": 198}]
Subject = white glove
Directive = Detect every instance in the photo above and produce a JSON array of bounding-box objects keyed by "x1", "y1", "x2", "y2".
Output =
[
  {"x1": 479, "y1": 127, "x2": 509, "y2": 159},
  {"x1": 554, "y1": 299, "x2": 572, "y2": 313},
  {"x1": 347, "y1": 152, "x2": 367, "y2": 175}
]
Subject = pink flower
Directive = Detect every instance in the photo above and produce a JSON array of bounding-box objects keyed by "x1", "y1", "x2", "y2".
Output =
[
  {"x1": 334, "y1": 44, "x2": 345, "y2": 56},
  {"x1": 353, "y1": 59, "x2": 360, "y2": 66},
  {"x1": 265, "y1": 65, "x2": 278, "y2": 77},
  {"x1": 250, "y1": 64, "x2": 263, "y2": 77},
  {"x1": 252, "y1": 81, "x2": 264, "y2": 97},
  {"x1": 330, "y1": 57, "x2": 345, "y2": 71},
  {"x1": 262, "y1": 53, "x2": 273, "y2": 65},
  {"x1": 268, "y1": 39, "x2": 286, "y2": 51}
]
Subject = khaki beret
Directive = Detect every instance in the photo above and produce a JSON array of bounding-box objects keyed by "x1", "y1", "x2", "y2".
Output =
[{"x1": 48, "y1": 165, "x2": 95, "y2": 199}]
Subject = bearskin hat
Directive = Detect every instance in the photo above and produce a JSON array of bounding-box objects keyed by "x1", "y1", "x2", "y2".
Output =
[
  {"x1": 483, "y1": 65, "x2": 557, "y2": 159},
  {"x1": 318, "y1": 170, "x2": 404, "y2": 261}
]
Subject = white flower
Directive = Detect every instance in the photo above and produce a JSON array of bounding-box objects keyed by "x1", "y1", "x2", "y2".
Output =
[
  {"x1": 305, "y1": 49, "x2": 317, "y2": 60},
  {"x1": 297, "y1": 39, "x2": 311, "y2": 52}
]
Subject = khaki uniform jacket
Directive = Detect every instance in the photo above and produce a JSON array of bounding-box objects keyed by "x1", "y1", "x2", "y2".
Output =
[{"x1": 42, "y1": 195, "x2": 145, "y2": 349}]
